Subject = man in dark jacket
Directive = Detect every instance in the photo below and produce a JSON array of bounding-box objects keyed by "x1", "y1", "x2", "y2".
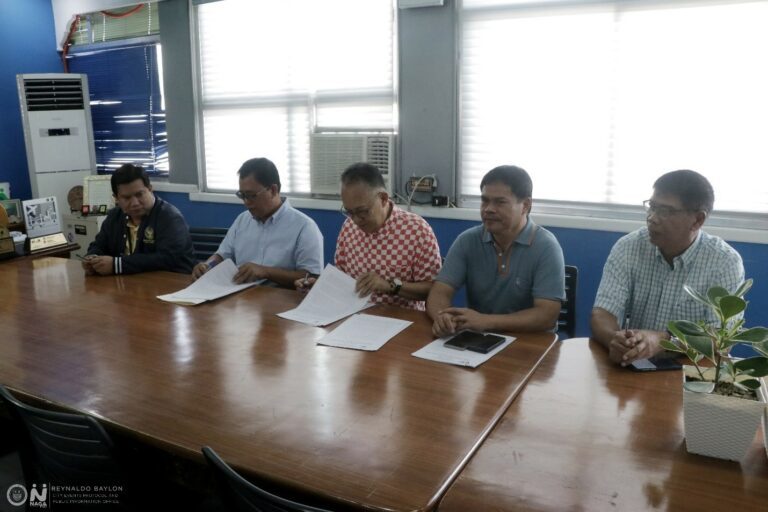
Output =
[{"x1": 82, "y1": 164, "x2": 194, "y2": 275}]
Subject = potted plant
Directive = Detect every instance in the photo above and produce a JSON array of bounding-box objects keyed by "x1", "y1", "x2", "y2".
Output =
[{"x1": 662, "y1": 279, "x2": 768, "y2": 461}]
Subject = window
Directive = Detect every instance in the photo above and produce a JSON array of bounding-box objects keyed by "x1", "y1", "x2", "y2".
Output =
[
  {"x1": 194, "y1": 0, "x2": 396, "y2": 193},
  {"x1": 66, "y1": 3, "x2": 167, "y2": 176},
  {"x1": 460, "y1": 0, "x2": 768, "y2": 213},
  {"x1": 69, "y1": 43, "x2": 168, "y2": 175}
]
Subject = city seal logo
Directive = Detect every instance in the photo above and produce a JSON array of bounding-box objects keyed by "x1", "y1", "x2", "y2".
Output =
[
  {"x1": 7, "y1": 483, "x2": 27, "y2": 506},
  {"x1": 143, "y1": 226, "x2": 155, "y2": 244}
]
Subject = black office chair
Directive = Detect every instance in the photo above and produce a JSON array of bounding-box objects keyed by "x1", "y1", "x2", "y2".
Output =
[
  {"x1": 557, "y1": 265, "x2": 579, "y2": 339},
  {"x1": 0, "y1": 385, "x2": 122, "y2": 486},
  {"x1": 202, "y1": 446, "x2": 333, "y2": 512},
  {"x1": 190, "y1": 227, "x2": 228, "y2": 262}
]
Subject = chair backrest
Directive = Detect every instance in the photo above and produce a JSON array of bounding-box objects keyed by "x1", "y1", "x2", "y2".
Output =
[
  {"x1": 558, "y1": 265, "x2": 578, "y2": 339},
  {"x1": 0, "y1": 385, "x2": 122, "y2": 484},
  {"x1": 202, "y1": 446, "x2": 332, "y2": 512},
  {"x1": 190, "y1": 227, "x2": 228, "y2": 263}
]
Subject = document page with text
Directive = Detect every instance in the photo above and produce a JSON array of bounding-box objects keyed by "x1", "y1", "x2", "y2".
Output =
[
  {"x1": 157, "y1": 259, "x2": 257, "y2": 305},
  {"x1": 277, "y1": 265, "x2": 371, "y2": 326}
]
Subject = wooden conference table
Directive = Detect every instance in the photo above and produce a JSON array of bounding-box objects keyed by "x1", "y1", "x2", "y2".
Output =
[
  {"x1": 0, "y1": 258, "x2": 557, "y2": 511},
  {"x1": 439, "y1": 338, "x2": 768, "y2": 511}
]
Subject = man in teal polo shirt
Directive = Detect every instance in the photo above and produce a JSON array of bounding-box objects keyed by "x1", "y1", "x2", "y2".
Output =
[{"x1": 427, "y1": 165, "x2": 565, "y2": 337}]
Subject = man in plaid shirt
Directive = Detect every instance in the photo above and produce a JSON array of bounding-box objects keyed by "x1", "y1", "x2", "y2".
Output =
[
  {"x1": 298, "y1": 163, "x2": 441, "y2": 310},
  {"x1": 591, "y1": 170, "x2": 744, "y2": 366}
]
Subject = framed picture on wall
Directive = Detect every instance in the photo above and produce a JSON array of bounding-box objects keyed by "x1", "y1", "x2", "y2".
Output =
[{"x1": 0, "y1": 199, "x2": 22, "y2": 224}]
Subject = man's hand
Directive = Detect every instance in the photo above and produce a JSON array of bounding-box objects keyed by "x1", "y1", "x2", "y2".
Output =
[
  {"x1": 609, "y1": 329, "x2": 665, "y2": 366},
  {"x1": 294, "y1": 276, "x2": 317, "y2": 292},
  {"x1": 432, "y1": 311, "x2": 458, "y2": 337},
  {"x1": 88, "y1": 256, "x2": 114, "y2": 276},
  {"x1": 81, "y1": 255, "x2": 97, "y2": 275},
  {"x1": 432, "y1": 307, "x2": 488, "y2": 337},
  {"x1": 355, "y1": 272, "x2": 390, "y2": 297},
  {"x1": 192, "y1": 262, "x2": 211, "y2": 280},
  {"x1": 440, "y1": 307, "x2": 489, "y2": 333},
  {"x1": 233, "y1": 263, "x2": 269, "y2": 284}
]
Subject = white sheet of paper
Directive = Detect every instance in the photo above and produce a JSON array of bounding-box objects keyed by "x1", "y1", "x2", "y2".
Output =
[
  {"x1": 411, "y1": 333, "x2": 516, "y2": 368},
  {"x1": 317, "y1": 314, "x2": 412, "y2": 351},
  {"x1": 277, "y1": 264, "x2": 371, "y2": 326},
  {"x1": 157, "y1": 259, "x2": 257, "y2": 305}
]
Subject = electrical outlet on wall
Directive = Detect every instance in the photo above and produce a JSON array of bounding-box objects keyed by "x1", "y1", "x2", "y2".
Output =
[{"x1": 407, "y1": 176, "x2": 436, "y2": 193}]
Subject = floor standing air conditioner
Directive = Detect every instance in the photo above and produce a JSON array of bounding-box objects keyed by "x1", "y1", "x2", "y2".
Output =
[
  {"x1": 310, "y1": 133, "x2": 395, "y2": 196},
  {"x1": 17, "y1": 73, "x2": 96, "y2": 210}
]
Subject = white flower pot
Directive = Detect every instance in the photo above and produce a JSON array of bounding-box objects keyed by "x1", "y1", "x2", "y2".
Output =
[
  {"x1": 763, "y1": 379, "x2": 768, "y2": 459},
  {"x1": 682, "y1": 366, "x2": 766, "y2": 461}
]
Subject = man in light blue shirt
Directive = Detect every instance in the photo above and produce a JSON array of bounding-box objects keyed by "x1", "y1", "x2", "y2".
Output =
[
  {"x1": 427, "y1": 165, "x2": 565, "y2": 336},
  {"x1": 191, "y1": 158, "x2": 323, "y2": 287},
  {"x1": 591, "y1": 170, "x2": 744, "y2": 366}
]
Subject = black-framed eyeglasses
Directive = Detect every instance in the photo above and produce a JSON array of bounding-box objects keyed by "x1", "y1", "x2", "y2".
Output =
[
  {"x1": 340, "y1": 205, "x2": 373, "y2": 219},
  {"x1": 235, "y1": 188, "x2": 268, "y2": 201},
  {"x1": 642, "y1": 200, "x2": 691, "y2": 218}
]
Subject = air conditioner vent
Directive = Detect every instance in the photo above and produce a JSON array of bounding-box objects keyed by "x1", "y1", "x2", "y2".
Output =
[
  {"x1": 23, "y1": 78, "x2": 85, "y2": 111},
  {"x1": 310, "y1": 134, "x2": 395, "y2": 196}
]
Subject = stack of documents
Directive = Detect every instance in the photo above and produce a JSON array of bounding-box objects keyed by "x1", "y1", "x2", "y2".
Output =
[
  {"x1": 277, "y1": 265, "x2": 371, "y2": 326},
  {"x1": 412, "y1": 333, "x2": 516, "y2": 368},
  {"x1": 317, "y1": 314, "x2": 412, "y2": 351},
  {"x1": 157, "y1": 259, "x2": 257, "y2": 305}
]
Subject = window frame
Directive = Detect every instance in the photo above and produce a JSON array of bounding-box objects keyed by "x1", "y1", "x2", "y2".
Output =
[
  {"x1": 190, "y1": 0, "x2": 398, "y2": 195},
  {"x1": 456, "y1": 0, "x2": 768, "y2": 230}
]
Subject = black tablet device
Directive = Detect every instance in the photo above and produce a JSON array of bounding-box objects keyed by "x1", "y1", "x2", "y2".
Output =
[
  {"x1": 629, "y1": 357, "x2": 682, "y2": 372},
  {"x1": 444, "y1": 331, "x2": 505, "y2": 354}
]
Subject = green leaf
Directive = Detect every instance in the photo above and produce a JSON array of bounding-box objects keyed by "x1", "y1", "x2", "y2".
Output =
[
  {"x1": 685, "y1": 335, "x2": 715, "y2": 360},
  {"x1": 660, "y1": 339, "x2": 685, "y2": 353},
  {"x1": 734, "y1": 357, "x2": 768, "y2": 377},
  {"x1": 707, "y1": 286, "x2": 730, "y2": 304},
  {"x1": 753, "y1": 341, "x2": 768, "y2": 358},
  {"x1": 734, "y1": 279, "x2": 753, "y2": 298},
  {"x1": 718, "y1": 296, "x2": 746, "y2": 321},
  {"x1": 684, "y1": 284, "x2": 713, "y2": 308},
  {"x1": 737, "y1": 378, "x2": 762, "y2": 391},
  {"x1": 670, "y1": 320, "x2": 705, "y2": 336},
  {"x1": 733, "y1": 327, "x2": 768, "y2": 343},
  {"x1": 684, "y1": 380, "x2": 715, "y2": 393}
]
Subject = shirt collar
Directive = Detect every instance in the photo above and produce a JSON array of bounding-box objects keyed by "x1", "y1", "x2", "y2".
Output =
[
  {"x1": 252, "y1": 197, "x2": 287, "y2": 224},
  {"x1": 358, "y1": 201, "x2": 398, "y2": 237},
  {"x1": 481, "y1": 217, "x2": 536, "y2": 246},
  {"x1": 653, "y1": 229, "x2": 703, "y2": 267}
]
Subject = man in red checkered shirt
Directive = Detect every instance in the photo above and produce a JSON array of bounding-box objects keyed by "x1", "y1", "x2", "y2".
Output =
[{"x1": 298, "y1": 163, "x2": 442, "y2": 310}]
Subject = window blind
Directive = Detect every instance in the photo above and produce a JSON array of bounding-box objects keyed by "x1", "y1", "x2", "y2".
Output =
[
  {"x1": 461, "y1": 0, "x2": 768, "y2": 213},
  {"x1": 195, "y1": 0, "x2": 396, "y2": 193},
  {"x1": 68, "y1": 43, "x2": 168, "y2": 175}
]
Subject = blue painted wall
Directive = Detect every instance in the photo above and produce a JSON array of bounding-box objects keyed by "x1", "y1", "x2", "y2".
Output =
[
  {"x1": 156, "y1": 190, "x2": 768, "y2": 343},
  {"x1": 0, "y1": 0, "x2": 61, "y2": 200}
]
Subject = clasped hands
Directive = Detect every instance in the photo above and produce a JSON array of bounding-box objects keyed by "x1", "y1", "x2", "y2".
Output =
[
  {"x1": 432, "y1": 308, "x2": 487, "y2": 337},
  {"x1": 609, "y1": 329, "x2": 664, "y2": 366},
  {"x1": 81, "y1": 255, "x2": 114, "y2": 275}
]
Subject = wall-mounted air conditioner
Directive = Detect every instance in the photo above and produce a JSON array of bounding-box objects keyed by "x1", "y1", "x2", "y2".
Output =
[
  {"x1": 310, "y1": 133, "x2": 395, "y2": 197},
  {"x1": 17, "y1": 73, "x2": 96, "y2": 210}
]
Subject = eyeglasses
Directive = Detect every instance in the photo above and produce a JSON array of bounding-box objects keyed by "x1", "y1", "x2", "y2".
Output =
[
  {"x1": 642, "y1": 200, "x2": 691, "y2": 219},
  {"x1": 235, "y1": 188, "x2": 269, "y2": 201},
  {"x1": 340, "y1": 205, "x2": 373, "y2": 220}
]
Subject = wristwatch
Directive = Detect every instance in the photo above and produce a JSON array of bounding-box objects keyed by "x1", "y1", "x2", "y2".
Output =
[{"x1": 390, "y1": 278, "x2": 403, "y2": 295}]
